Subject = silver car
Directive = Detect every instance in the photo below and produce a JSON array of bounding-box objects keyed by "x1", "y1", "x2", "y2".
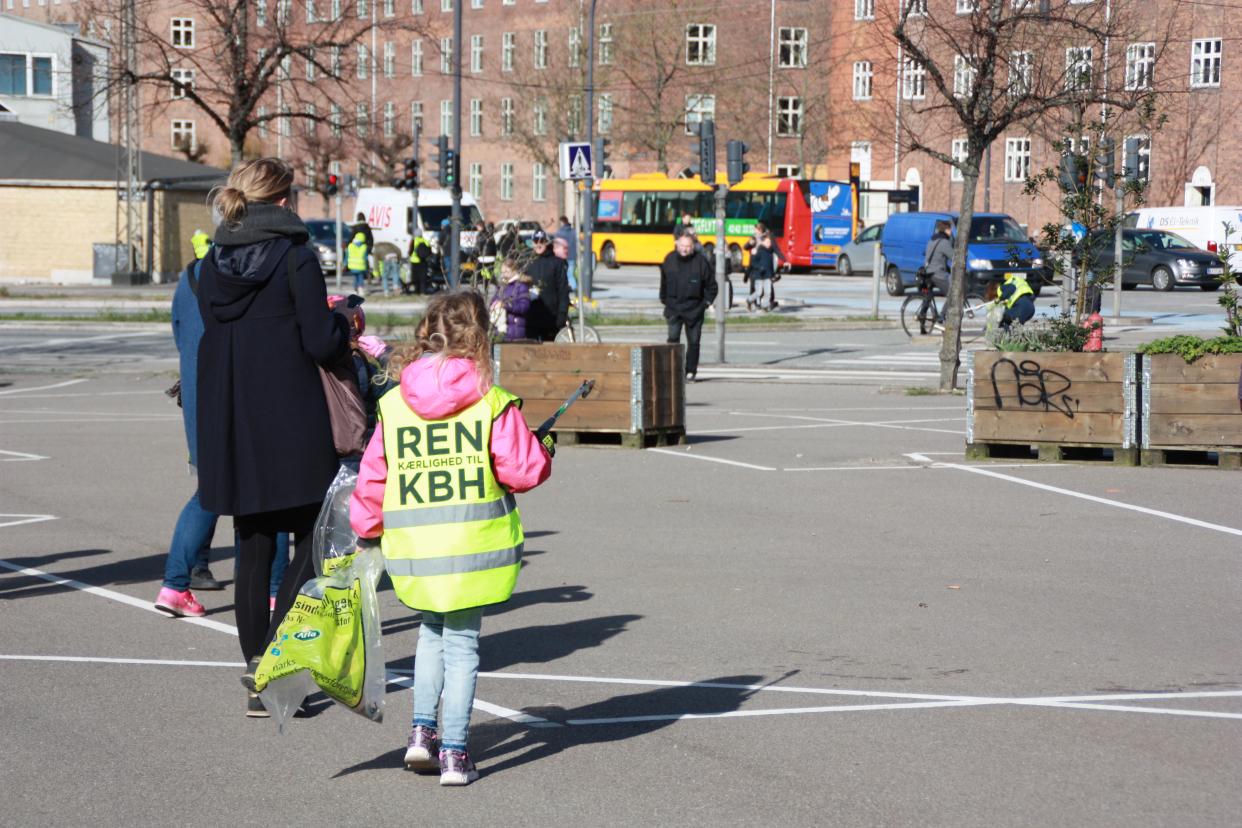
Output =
[{"x1": 835, "y1": 223, "x2": 883, "y2": 276}]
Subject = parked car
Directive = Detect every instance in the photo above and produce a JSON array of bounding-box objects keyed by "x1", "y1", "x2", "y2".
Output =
[
  {"x1": 879, "y1": 211, "x2": 1047, "y2": 296},
  {"x1": 304, "y1": 219, "x2": 348, "y2": 275},
  {"x1": 835, "y1": 223, "x2": 882, "y2": 276},
  {"x1": 1087, "y1": 228, "x2": 1224, "y2": 291},
  {"x1": 1125, "y1": 206, "x2": 1242, "y2": 270}
]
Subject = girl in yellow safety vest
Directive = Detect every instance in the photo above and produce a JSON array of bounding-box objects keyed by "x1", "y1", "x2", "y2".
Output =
[{"x1": 349, "y1": 289, "x2": 553, "y2": 786}]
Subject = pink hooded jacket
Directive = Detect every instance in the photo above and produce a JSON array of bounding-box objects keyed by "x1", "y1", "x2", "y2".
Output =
[{"x1": 349, "y1": 355, "x2": 552, "y2": 540}]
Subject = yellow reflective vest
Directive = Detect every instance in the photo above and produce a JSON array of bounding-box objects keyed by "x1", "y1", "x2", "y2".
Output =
[
  {"x1": 377, "y1": 384, "x2": 524, "y2": 613},
  {"x1": 347, "y1": 234, "x2": 369, "y2": 271},
  {"x1": 1001, "y1": 273, "x2": 1034, "y2": 309},
  {"x1": 191, "y1": 231, "x2": 211, "y2": 260},
  {"x1": 409, "y1": 238, "x2": 430, "y2": 264}
]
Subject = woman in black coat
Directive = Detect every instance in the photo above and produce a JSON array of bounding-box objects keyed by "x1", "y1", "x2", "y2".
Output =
[{"x1": 195, "y1": 158, "x2": 352, "y2": 712}]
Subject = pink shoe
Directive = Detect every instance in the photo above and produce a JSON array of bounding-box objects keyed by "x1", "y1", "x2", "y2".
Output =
[
  {"x1": 269, "y1": 596, "x2": 277, "y2": 612},
  {"x1": 155, "y1": 587, "x2": 206, "y2": 618}
]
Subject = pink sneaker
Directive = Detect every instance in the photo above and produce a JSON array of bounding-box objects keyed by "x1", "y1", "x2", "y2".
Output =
[
  {"x1": 269, "y1": 596, "x2": 276, "y2": 612},
  {"x1": 155, "y1": 587, "x2": 206, "y2": 618}
]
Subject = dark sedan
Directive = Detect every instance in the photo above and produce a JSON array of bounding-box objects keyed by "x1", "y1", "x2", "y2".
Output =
[{"x1": 1088, "y1": 229, "x2": 1225, "y2": 291}]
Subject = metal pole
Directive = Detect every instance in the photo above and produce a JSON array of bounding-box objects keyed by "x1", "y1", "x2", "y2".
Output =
[
  {"x1": 766, "y1": 0, "x2": 776, "y2": 172},
  {"x1": 1112, "y1": 183, "x2": 1123, "y2": 319},
  {"x1": 411, "y1": 121, "x2": 421, "y2": 278},
  {"x1": 449, "y1": 1, "x2": 463, "y2": 288},
  {"x1": 334, "y1": 192, "x2": 343, "y2": 291},
  {"x1": 714, "y1": 184, "x2": 727, "y2": 363},
  {"x1": 583, "y1": 0, "x2": 597, "y2": 301},
  {"x1": 577, "y1": 184, "x2": 587, "y2": 341},
  {"x1": 871, "y1": 242, "x2": 882, "y2": 318},
  {"x1": 983, "y1": 143, "x2": 991, "y2": 212}
]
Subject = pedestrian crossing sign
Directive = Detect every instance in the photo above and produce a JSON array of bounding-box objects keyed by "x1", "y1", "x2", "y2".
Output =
[{"x1": 559, "y1": 142, "x2": 594, "y2": 181}]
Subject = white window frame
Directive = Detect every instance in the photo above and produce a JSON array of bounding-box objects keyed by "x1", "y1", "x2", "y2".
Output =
[
  {"x1": 1125, "y1": 42, "x2": 1155, "y2": 91},
  {"x1": 776, "y1": 96, "x2": 802, "y2": 137},
  {"x1": 778, "y1": 27, "x2": 807, "y2": 69},
  {"x1": 383, "y1": 101, "x2": 395, "y2": 137},
  {"x1": 330, "y1": 103, "x2": 342, "y2": 137},
  {"x1": 171, "y1": 119, "x2": 196, "y2": 151},
  {"x1": 1008, "y1": 50, "x2": 1032, "y2": 97},
  {"x1": 412, "y1": 0, "x2": 423, "y2": 12},
  {"x1": 953, "y1": 54, "x2": 976, "y2": 99},
  {"x1": 599, "y1": 22, "x2": 613, "y2": 65},
  {"x1": 1191, "y1": 38, "x2": 1222, "y2": 88},
  {"x1": 410, "y1": 100, "x2": 424, "y2": 134},
  {"x1": 534, "y1": 30, "x2": 548, "y2": 69},
  {"x1": 956, "y1": 0, "x2": 977, "y2": 13},
  {"x1": 468, "y1": 162, "x2": 483, "y2": 199},
  {"x1": 500, "y1": 162, "x2": 514, "y2": 201},
  {"x1": 1123, "y1": 133, "x2": 1151, "y2": 182},
  {"x1": 500, "y1": 97, "x2": 514, "y2": 135},
  {"x1": 532, "y1": 162, "x2": 547, "y2": 202},
  {"x1": 441, "y1": 37, "x2": 452, "y2": 74},
  {"x1": 305, "y1": 49, "x2": 316, "y2": 81},
  {"x1": 950, "y1": 138, "x2": 967, "y2": 182},
  {"x1": 304, "y1": 103, "x2": 317, "y2": 135},
  {"x1": 170, "y1": 68, "x2": 194, "y2": 99},
  {"x1": 902, "y1": 58, "x2": 925, "y2": 100},
  {"x1": 257, "y1": 1, "x2": 267, "y2": 27},
  {"x1": 774, "y1": 164, "x2": 800, "y2": 178},
  {"x1": 502, "y1": 32, "x2": 515, "y2": 72},
  {"x1": 685, "y1": 23, "x2": 716, "y2": 66},
  {"x1": 598, "y1": 92, "x2": 613, "y2": 134},
  {"x1": 469, "y1": 97, "x2": 482, "y2": 136},
  {"x1": 357, "y1": 43, "x2": 368, "y2": 79},
  {"x1": 440, "y1": 99, "x2": 453, "y2": 136},
  {"x1": 905, "y1": 0, "x2": 927, "y2": 16},
  {"x1": 568, "y1": 27, "x2": 581, "y2": 68},
  {"x1": 684, "y1": 93, "x2": 715, "y2": 135},
  {"x1": 470, "y1": 34, "x2": 483, "y2": 73},
  {"x1": 171, "y1": 18, "x2": 195, "y2": 49},
  {"x1": 1065, "y1": 46, "x2": 1093, "y2": 92},
  {"x1": 1004, "y1": 137, "x2": 1031, "y2": 182},
  {"x1": 853, "y1": 61, "x2": 872, "y2": 100},
  {"x1": 383, "y1": 41, "x2": 395, "y2": 78},
  {"x1": 384, "y1": 0, "x2": 395, "y2": 16},
  {"x1": 533, "y1": 97, "x2": 548, "y2": 135},
  {"x1": 356, "y1": 102, "x2": 369, "y2": 137},
  {"x1": 855, "y1": 0, "x2": 874, "y2": 21},
  {"x1": 411, "y1": 40, "x2": 423, "y2": 76}
]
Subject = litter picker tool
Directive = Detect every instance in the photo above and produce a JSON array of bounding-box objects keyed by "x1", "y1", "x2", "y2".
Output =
[{"x1": 535, "y1": 379, "x2": 595, "y2": 439}]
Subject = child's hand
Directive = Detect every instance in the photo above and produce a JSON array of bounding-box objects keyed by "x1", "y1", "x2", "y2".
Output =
[
  {"x1": 540, "y1": 432, "x2": 556, "y2": 458},
  {"x1": 357, "y1": 334, "x2": 388, "y2": 360}
]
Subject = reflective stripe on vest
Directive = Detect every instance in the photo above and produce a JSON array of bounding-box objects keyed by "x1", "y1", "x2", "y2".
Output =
[
  {"x1": 347, "y1": 238, "x2": 368, "y2": 271},
  {"x1": 1003, "y1": 275, "x2": 1034, "y2": 309},
  {"x1": 377, "y1": 383, "x2": 523, "y2": 613}
]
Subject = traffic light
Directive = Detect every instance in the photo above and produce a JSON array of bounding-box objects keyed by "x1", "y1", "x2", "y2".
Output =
[
  {"x1": 325, "y1": 173, "x2": 339, "y2": 197},
  {"x1": 1094, "y1": 137, "x2": 1116, "y2": 189},
  {"x1": 432, "y1": 135, "x2": 449, "y2": 187},
  {"x1": 594, "y1": 135, "x2": 612, "y2": 179},
  {"x1": 443, "y1": 149, "x2": 458, "y2": 189},
  {"x1": 726, "y1": 139, "x2": 749, "y2": 186},
  {"x1": 395, "y1": 157, "x2": 418, "y2": 190},
  {"x1": 1058, "y1": 152, "x2": 1089, "y2": 194},
  {"x1": 691, "y1": 118, "x2": 716, "y2": 185},
  {"x1": 1124, "y1": 136, "x2": 1150, "y2": 183}
]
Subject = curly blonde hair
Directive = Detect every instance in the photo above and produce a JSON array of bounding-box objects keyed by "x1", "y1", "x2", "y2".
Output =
[{"x1": 384, "y1": 289, "x2": 494, "y2": 391}]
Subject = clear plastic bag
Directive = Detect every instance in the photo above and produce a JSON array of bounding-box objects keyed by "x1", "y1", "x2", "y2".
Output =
[{"x1": 254, "y1": 463, "x2": 387, "y2": 733}]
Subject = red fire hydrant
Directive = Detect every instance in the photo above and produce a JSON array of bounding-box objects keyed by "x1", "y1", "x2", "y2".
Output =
[{"x1": 1083, "y1": 312, "x2": 1104, "y2": 352}]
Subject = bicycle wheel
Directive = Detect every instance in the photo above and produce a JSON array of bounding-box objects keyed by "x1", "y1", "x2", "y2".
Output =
[
  {"x1": 960, "y1": 293, "x2": 988, "y2": 343},
  {"x1": 553, "y1": 325, "x2": 575, "y2": 343},
  {"x1": 901, "y1": 294, "x2": 939, "y2": 337}
]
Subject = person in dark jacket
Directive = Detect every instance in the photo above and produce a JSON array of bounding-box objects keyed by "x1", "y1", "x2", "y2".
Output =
[
  {"x1": 660, "y1": 233, "x2": 718, "y2": 381},
  {"x1": 195, "y1": 158, "x2": 352, "y2": 716},
  {"x1": 523, "y1": 229, "x2": 570, "y2": 341},
  {"x1": 744, "y1": 225, "x2": 786, "y2": 312},
  {"x1": 923, "y1": 220, "x2": 954, "y2": 292}
]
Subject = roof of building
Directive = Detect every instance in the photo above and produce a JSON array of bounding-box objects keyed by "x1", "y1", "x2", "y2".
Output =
[
  {"x1": 0, "y1": 120, "x2": 226, "y2": 184},
  {"x1": 0, "y1": 12, "x2": 110, "y2": 49}
]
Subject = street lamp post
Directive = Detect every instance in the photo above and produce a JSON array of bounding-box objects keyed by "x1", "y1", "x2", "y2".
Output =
[{"x1": 582, "y1": 0, "x2": 599, "y2": 304}]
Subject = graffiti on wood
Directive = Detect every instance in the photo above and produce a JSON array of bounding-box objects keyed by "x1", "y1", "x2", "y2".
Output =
[{"x1": 990, "y1": 358, "x2": 1079, "y2": 418}]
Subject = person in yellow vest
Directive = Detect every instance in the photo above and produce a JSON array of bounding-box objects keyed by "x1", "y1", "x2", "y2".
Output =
[
  {"x1": 997, "y1": 271, "x2": 1035, "y2": 328},
  {"x1": 407, "y1": 234, "x2": 432, "y2": 295},
  {"x1": 349, "y1": 289, "x2": 553, "y2": 786},
  {"x1": 346, "y1": 231, "x2": 370, "y2": 294},
  {"x1": 191, "y1": 228, "x2": 211, "y2": 260}
]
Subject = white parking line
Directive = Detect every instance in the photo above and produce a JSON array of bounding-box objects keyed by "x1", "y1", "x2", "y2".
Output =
[
  {"x1": 0, "y1": 379, "x2": 88, "y2": 396},
  {"x1": 0, "y1": 514, "x2": 57, "y2": 529},
  {"x1": 648, "y1": 447, "x2": 777, "y2": 471},
  {"x1": 0, "y1": 449, "x2": 49, "y2": 462}
]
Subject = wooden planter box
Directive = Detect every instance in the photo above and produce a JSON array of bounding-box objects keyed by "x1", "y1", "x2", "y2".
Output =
[
  {"x1": 966, "y1": 350, "x2": 1138, "y2": 464},
  {"x1": 494, "y1": 343, "x2": 686, "y2": 448},
  {"x1": 1141, "y1": 353, "x2": 1242, "y2": 468}
]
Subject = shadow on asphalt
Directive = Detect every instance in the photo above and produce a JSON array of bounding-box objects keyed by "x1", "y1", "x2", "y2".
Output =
[
  {"x1": 0, "y1": 548, "x2": 166, "y2": 598},
  {"x1": 684, "y1": 434, "x2": 739, "y2": 445},
  {"x1": 333, "y1": 673, "x2": 772, "y2": 779},
  {"x1": 378, "y1": 585, "x2": 596, "y2": 638}
]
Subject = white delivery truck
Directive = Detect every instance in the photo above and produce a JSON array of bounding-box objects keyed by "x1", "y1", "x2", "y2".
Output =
[
  {"x1": 1125, "y1": 206, "x2": 1242, "y2": 269},
  {"x1": 352, "y1": 187, "x2": 485, "y2": 262}
]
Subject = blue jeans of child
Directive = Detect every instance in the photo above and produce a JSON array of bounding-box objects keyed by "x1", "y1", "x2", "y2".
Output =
[
  {"x1": 381, "y1": 258, "x2": 399, "y2": 295},
  {"x1": 411, "y1": 606, "x2": 485, "y2": 752},
  {"x1": 351, "y1": 268, "x2": 367, "y2": 291},
  {"x1": 161, "y1": 489, "x2": 218, "y2": 591}
]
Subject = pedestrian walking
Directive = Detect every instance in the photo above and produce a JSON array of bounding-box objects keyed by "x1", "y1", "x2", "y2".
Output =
[
  {"x1": 347, "y1": 231, "x2": 369, "y2": 293},
  {"x1": 554, "y1": 215, "x2": 579, "y2": 291},
  {"x1": 407, "y1": 234, "x2": 432, "y2": 295},
  {"x1": 744, "y1": 224, "x2": 786, "y2": 312},
  {"x1": 194, "y1": 158, "x2": 353, "y2": 717},
  {"x1": 523, "y1": 230, "x2": 570, "y2": 341},
  {"x1": 660, "y1": 233, "x2": 718, "y2": 382},
  {"x1": 349, "y1": 290, "x2": 553, "y2": 786}
]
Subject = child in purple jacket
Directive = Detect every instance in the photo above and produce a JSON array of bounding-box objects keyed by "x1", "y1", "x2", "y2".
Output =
[{"x1": 490, "y1": 258, "x2": 533, "y2": 341}]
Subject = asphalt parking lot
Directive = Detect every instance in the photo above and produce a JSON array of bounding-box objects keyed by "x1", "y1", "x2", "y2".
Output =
[{"x1": 1, "y1": 368, "x2": 1239, "y2": 826}]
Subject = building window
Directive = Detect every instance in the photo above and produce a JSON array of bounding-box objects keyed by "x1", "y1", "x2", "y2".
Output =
[
  {"x1": 383, "y1": 41, "x2": 395, "y2": 78},
  {"x1": 412, "y1": 0, "x2": 423, "y2": 10},
  {"x1": 330, "y1": 103, "x2": 342, "y2": 137},
  {"x1": 331, "y1": 0, "x2": 342, "y2": 17},
  {"x1": 1123, "y1": 134, "x2": 1150, "y2": 182},
  {"x1": 598, "y1": 92, "x2": 613, "y2": 134},
  {"x1": 599, "y1": 22, "x2": 613, "y2": 65},
  {"x1": 685, "y1": 23, "x2": 715, "y2": 66},
  {"x1": 277, "y1": 0, "x2": 290, "y2": 25},
  {"x1": 905, "y1": 0, "x2": 927, "y2": 16},
  {"x1": 384, "y1": 0, "x2": 395, "y2": 16},
  {"x1": 1125, "y1": 42, "x2": 1155, "y2": 91},
  {"x1": 440, "y1": 99, "x2": 452, "y2": 136},
  {"x1": 470, "y1": 34, "x2": 483, "y2": 73},
  {"x1": 950, "y1": 138, "x2": 967, "y2": 182},
  {"x1": 532, "y1": 162, "x2": 547, "y2": 202},
  {"x1": 1008, "y1": 50, "x2": 1032, "y2": 96},
  {"x1": 257, "y1": 1, "x2": 267, "y2": 27},
  {"x1": 853, "y1": 61, "x2": 872, "y2": 100},
  {"x1": 500, "y1": 162, "x2": 514, "y2": 200},
  {"x1": 356, "y1": 102, "x2": 369, "y2": 137},
  {"x1": 411, "y1": 40, "x2": 423, "y2": 76},
  {"x1": 468, "y1": 163, "x2": 483, "y2": 199},
  {"x1": 357, "y1": 43, "x2": 368, "y2": 79},
  {"x1": 1004, "y1": 137, "x2": 1031, "y2": 182},
  {"x1": 956, "y1": 0, "x2": 976, "y2": 12},
  {"x1": 953, "y1": 54, "x2": 976, "y2": 98},
  {"x1": 410, "y1": 100, "x2": 423, "y2": 134},
  {"x1": 774, "y1": 164, "x2": 800, "y2": 178},
  {"x1": 535, "y1": 30, "x2": 548, "y2": 69},
  {"x1": 383, "y1": 101, "x2": 395, "y2": 137},
  {"x1": 684, "y1": 93, "x2": 715, "y2": 134},
  {"x1": 331, "y1": 46, "x2": 342, "y2": 77},
  {"x1": 171, "y1": 18, "x2": 195, "y2": 49},
  {"x1": 471, "y1": 0, "x2": 483, "y2": 7},
  {"x1": 855, "y1": 0, "x2": 874, "y2": 21},
  {"x1": 902, "y1": 58, "x2": 925, "y2": 100},
  {"x1": 304, "y1": 103, "x2": 317, "y2": 135},
  {"x1": 1191, "y1": 38, "x2": 1222, "y2": 88},
  {"x1": 358, "y1": 0, "x2": 368, "y2": 17},
  {"x1": 170, "y1": 68, "x2": 194, "y2": 99},
  {"x1": 502, "y1": 32, "x2": 515, "y2": 72},
  {"x1": 171, "y1": 119, "x2": 196, "y2": 151},
  {"x1": 469, "y1": 98, "x2": 482, "y2": 136},
  {"x1": 1065, "y1": 46, "x2": 1093, "y2": 92},
  {"x1": 776, "y1": 27, "x2": 808, "y2": 70},
  {"x1": 776, "y1": 96, "x2": 802, "y2": 137},
  {"x1": 533, "y1": 97, "x2": 548, "y2": 135},
  {"x1": 258, "y1": 105, "x2": 269, "y2": 137},
  {"x1": 568, "y1": 27, "x2": 581, "y2": 68},
  {"x1": 440, "y1": 37, "x2": 452, "y2": 73},
  {"x1": 305, "y1": 49, "x2": 316, "y2": 81},
  {"x1": 500, "y1": 97, "x2": 514, "y2": 135},
  {"x1": 441, "y1": 0, "x2": 451, "y2": 9},
  {"x1": 304, "y1": 161, "x2": 317, "y2": 192}
]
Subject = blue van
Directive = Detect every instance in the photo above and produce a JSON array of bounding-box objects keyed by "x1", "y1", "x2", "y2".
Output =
[{"x1": 879, "y1": 211, "x2": 1046, "y2": 296}]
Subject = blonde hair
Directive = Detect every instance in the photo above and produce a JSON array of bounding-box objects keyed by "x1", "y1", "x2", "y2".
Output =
[
  {"x1": 210, "y1": 157, "x2": 295, "y2": 225},
  {"x1": 500, "y1": 258, "x2": 533, "y2": 285},
  {"x1": 385, "y1": 290, "x2": 494, "y2": 392}
]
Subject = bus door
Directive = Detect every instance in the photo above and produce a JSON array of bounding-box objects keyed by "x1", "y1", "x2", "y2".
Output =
[{"x1": 808, "y1": 181, "x2": 854, "y2": 268}]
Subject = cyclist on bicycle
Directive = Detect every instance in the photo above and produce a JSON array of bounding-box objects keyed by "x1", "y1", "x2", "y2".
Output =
[{"x1": 923, "y1": 219, "x2": 954, "y2": 293}]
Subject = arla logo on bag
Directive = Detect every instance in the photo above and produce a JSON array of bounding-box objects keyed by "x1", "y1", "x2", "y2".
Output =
[{"x1": 292, "y1": 626, "x2": 322, "y2": 642}]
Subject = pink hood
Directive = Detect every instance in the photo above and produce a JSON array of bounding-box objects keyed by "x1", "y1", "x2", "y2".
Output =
[{"x1": 400, "y1": 355, "x2": 489, "y2": 420}]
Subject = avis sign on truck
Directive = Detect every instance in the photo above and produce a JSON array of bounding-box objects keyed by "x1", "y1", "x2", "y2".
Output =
[{"x1": 352, "y1": 187, "x2": 485, "y2": 258}]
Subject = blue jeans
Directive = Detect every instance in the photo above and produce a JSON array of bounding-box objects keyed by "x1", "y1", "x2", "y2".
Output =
[
  {"x1": 412, "y1": 606, "x2": 485, "y2": 751},
  {"x1": 162, "y1": 489, "x2": 218, "y2": 591},
  {"x1": 566, "y1": 260, "x2": 577, "y2": 291},
  {"x1": 351, "y1": 269, "x2": 367, "y2": 291},
  {"x1": 381, "y1": 259, "x2": 399, "y2": 295}
]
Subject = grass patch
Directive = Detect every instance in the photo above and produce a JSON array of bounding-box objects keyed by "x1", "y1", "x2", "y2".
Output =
[
  {"x1": 0, "y1": 309, "x2": 172, "y2": 323},
  {"x1": 905, "y1": 386, "x2": 936, "y2": 396}
]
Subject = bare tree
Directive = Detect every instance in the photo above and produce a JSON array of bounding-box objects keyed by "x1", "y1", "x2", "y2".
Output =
[{"x1": 875, "y1": 0, "x2": 1176, "y2": 389}]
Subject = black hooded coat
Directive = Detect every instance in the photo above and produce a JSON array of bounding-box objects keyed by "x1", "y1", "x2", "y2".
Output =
[{"x1": 195, "y1": 203, "x2": 350, "y2": 516}]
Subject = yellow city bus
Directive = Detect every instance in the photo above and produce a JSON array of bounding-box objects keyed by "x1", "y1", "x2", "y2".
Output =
[{"x1": 592, "y1": 173, "x2": 801, "y2": 270}]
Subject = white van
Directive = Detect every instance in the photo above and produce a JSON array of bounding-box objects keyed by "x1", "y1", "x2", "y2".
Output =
[
  {"x1": 1125, "y1": 206, "x2": 1242, "y2": 269},
  {"x1": 352, "y1": 187, "x2": 484, "y2": 260}
]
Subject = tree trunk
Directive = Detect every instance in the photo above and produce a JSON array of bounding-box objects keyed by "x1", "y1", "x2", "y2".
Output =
[
  {"x1": 230, "y1": 133, "x2": 245, "y2": 167},
  {"x1": 938, "y1": 165, "x2": 981, "y2": 391}
]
